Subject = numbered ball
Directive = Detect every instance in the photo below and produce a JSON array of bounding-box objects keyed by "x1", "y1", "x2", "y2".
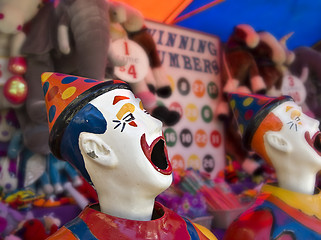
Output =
[{"x1": 3, "y1": 76, "x2": 28, "y2": 104}]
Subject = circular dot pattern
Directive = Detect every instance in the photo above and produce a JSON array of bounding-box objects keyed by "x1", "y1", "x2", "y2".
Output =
[
  {"x1": 244, "y1": 109, "x2": 254, "y2": 120},
  {"x1": 243, "y1": 97, "x2": 253, "y2": 106},
  {"x1": 41, "y1": 72, "x2": 53, "y2": 83},
  {"x1": 43, "y1": 82, "x2": 49, "y2": 96},
  {"x1": 47, "y1": 86, "x2": 59, "y2": 102},
  {"x1": 187, "y1": 154, "x2": 200, "y2": 170},
  {"x1": 62, "y1": 76, "x2": 78, "y2": 84},
  {"x1": 62, "y1": 87, "x2": 76, "y2": 100},
  {"x1": 193, "y1": 79, "x2": 205, "y2": 98},
  {"x1": 48, "y1": 105, "x2": 56, "y2": 123},
  {"x1": 84, "y1": 79, "x2": 98, "y2": 83},
  {"x1": 229, "y1": 99, "x2": 235, "y2": 110}
]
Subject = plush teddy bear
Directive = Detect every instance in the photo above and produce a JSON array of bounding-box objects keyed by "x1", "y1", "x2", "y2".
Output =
[
  {"x1": 107, "y1": 1, "x2": 180, "y2": 126},
  {"x1": 216, "y1": 24, "x2": 266, "y2": 169},
  {"x1": 216, "y1": 24, "x2": 265, "y2": 120},
  {"x1": 227, "y1": 30, "x2": 286, "y2": 176},
  {"x1": 250, "y1": 31, "x2": 287, "y2": 97}
]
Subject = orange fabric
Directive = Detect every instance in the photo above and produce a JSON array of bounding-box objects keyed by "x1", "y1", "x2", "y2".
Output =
[{"x1": 114, "y1": 0, "x2": 193, "y2": 23}]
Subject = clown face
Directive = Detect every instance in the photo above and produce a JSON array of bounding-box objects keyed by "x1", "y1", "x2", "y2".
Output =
[
  {"x1": 88, "y1": 88, "x2": 172, "y2": 193},
  {"x1": 270, "y1": 101, "x2": 321, "y2": 170}
]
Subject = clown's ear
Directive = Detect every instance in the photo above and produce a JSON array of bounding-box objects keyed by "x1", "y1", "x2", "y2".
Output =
[
  {"x1": 265, "y1": 132, "x2": 292, "y2": 153},
  {"x1": 79, "y1": 133, "x2": 118, "y2": 168}
]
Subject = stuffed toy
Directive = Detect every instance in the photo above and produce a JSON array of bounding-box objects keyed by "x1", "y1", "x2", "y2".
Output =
[
  {"x1": 250, "y1": 31, "x2": 288, "y2": 97},
  {"x1": 0, "y1": 201, "x2": 34, "y2": 237},
  {"x1": 279, "y1": 32, "x2": 296, "y2": 67},
  {"x1": 227, "y1": 30, "x2": 285, "y2": 176},
  {"x1": 0, "y1": 0, "x2": 44, "y2": 109},
  {"x1": 240, "y1": 31, "x2": 312, "y2": 176},
  {"x1": 216, "y1": 24, "x2": 265, "y2": 120},
  {"x1": 252, "y1": 32, "x2": 311, "y2": 110},
  {"x1": 0, "y1": 109, "x2": 22, "y2": 194},
  {"x1": 29, "y1": 153, "x2": 82, "y2": 196},
  {"x1": 281, "y1": 66, "x2": 311, "y2": 115},
  {"x1": 108, "y1": 1, "x2": 180, "y2": 126},
  {"x1": 121, "y1": 3, "x2": 172, "y2": 98},
  {"x1": 216, "y1": 24, "x2": 265, "y2": 171},
  {"x1": 46, "y1": 153, "x2": 83, "y2": 195},
  {"x1": 105, "y1": 1, "x2": 130, "y2": 78},
  {"x1": 0, "y1": 0, "x2": 55, "y2": 200},
  {"x1": 18, "y1": 0, "x2": 111, "y2": 156},
  {"x1": 290, "y1": 46, "x2": 321, "y2": 120},
  {"x1": 10, "y1": 215, "x2": 60, "y2": 240}
]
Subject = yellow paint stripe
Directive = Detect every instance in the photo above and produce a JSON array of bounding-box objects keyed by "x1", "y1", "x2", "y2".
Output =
[{"x1": 116, "y1": 103, "x2": 135, "y2": 120}]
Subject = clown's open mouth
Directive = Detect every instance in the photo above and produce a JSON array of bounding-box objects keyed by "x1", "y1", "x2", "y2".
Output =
[
  {"x1": 141, "y1": 134, "x2": 172, "y2": 175},
  {"x1": 305, "y1": 131, "x2": 321, "y2": 156}
]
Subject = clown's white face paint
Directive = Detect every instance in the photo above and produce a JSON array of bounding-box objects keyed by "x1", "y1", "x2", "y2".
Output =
[
  {"x1": 265, "y1": 101, "x2": 321, "y2": 194},
  {"x1": 80, "y1": 88, "x2": 172, "y2": 220}
]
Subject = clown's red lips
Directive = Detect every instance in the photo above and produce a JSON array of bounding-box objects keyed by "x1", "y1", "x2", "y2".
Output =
[
  {"x1": 141, "y1": 134, "x2": 172, "y2": 175},
  {"x1": 305, "y1": 131, "x2": 321, "y2": 156}
]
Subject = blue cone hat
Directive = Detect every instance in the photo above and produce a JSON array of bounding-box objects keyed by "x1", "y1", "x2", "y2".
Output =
[{"x1": 228, "y1": 92, "x2": 293, "y2": 150}]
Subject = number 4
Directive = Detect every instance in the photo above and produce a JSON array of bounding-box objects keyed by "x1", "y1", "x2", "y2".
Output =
[{"x1": 128, "y1": 65, "x2": 137, "y2": 79}]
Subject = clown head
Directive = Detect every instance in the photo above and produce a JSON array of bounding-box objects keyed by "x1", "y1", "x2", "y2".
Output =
[
  {"x1": 229, "y1": 92, "x2": 321, "y2": 194},
  {"x1": 42, "y1": 72, "x2": 172, "y2": 219}
]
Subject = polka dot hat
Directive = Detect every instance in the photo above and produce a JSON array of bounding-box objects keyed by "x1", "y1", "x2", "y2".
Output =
[
  {"x1": 41, "y1": 72, "x2": 129, "y2": 159},
  {"x1": 228, "y1": 92, "x2": 293, "y2": 150}
]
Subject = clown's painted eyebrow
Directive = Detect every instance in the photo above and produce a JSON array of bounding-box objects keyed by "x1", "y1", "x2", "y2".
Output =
[
  {"x1": 285, "y1": 106, "x2": 293, "y2": 112},
  {"x1": 113, "y1": 95, "x2": 144, "y2": 111},
  {"x1": 112, "y1": 96, "x2": 136, "y2": 120},
  {"x1": 116, "y1": 103, "x2": 135, "y2": 120},
  {"x1": 285, "y1": 105, "x2": 303, "y2": 113},
  {"x1": 113, "y1": 96, "x2": 130, "y2": 105}
]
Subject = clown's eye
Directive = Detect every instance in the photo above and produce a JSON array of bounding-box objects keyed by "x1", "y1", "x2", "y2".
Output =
[
  {"x1": 287, "y1": 121, "x2": 298, "y2": 131},
  {"x1": 123, "y1": 113, "x2": 135, "y2": 122}
]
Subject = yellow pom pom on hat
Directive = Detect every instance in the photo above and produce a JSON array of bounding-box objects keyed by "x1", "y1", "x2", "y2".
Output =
[{"x1": 41, "y1": 72, "x2": 130, "y2": 159}]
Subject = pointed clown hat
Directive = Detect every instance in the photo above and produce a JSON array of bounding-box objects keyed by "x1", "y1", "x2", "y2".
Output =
[
  {"x1": 41, "y1": 72, "x2": 130, "y2": 159},
  {"x1": 228, "y1": 92, "x2": 293, "y2": 150}
]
